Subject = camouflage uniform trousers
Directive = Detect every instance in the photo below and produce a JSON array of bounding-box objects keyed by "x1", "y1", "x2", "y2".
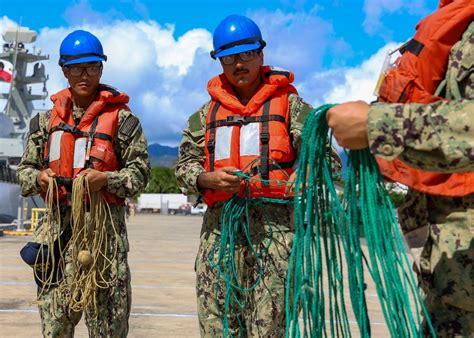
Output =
[
  {"x1": 195, "y1": 202, "x2": 294, "y2": 337},
  {"x1": 399, "y1": 191, "x2": 474, "y2": 337},
  {"x1": 34, "y1": 206, "x2": 131, "y2": 338}
]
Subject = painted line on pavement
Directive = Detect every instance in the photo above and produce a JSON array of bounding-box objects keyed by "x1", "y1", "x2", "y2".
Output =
[{"x1": 0, "y1": 308, "x2": 388, "y2": 326}]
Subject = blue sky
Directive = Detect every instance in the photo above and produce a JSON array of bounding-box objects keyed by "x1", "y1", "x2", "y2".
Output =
[{"x1": 0, "y1": 0, "x2": 438, "y2": 145}]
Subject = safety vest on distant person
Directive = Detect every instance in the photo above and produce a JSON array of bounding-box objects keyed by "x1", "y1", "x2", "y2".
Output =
[
  {"x1": 203, "y1": 66, "x2": 298, "y2": 206},
  {"x1": 42, "y1": 84, "x2": 128, "y2": 205},
  {"x1": 376, "y1": 0, "x2": 474, "y2": 197}
]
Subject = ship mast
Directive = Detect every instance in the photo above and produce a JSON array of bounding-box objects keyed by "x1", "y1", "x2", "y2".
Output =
[
  {"x1": 0, "y1": 26, "x2": 49, "y2": 230},
  {"x1": 0, "y1": 26, "x2": 49, "y2": 144}
]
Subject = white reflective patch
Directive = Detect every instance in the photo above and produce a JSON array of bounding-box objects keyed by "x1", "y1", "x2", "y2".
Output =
[
  {"x1": 214, "y1": 126, "x2": 233, "y2": 161},
  {"x1": 49, "y1": 131, "x2": 63, "y2": 162},
  {"x1": 240, "y1": 123, "x2": 260, "y2": 156},
  {"x1": 73, "y1": 138, "x2": 87, "y2": 169}
]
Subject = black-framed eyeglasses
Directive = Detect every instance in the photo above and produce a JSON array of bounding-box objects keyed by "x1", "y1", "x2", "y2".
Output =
[
  {"x1": 220, "y1": 50, "x2": 259, "y2": 65},
  {"x1": 66, "y1": 65, "x2": 102, "y2": 77}
]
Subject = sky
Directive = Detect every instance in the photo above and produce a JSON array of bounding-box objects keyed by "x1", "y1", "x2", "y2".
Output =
[{"x1": 0, "y1": 0, "x2": 438, "y2": 146}]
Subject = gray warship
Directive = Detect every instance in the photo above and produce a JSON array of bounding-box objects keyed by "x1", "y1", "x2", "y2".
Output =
[{"x1": 0, "y1": 26, "x2": 48, "y2": 225}]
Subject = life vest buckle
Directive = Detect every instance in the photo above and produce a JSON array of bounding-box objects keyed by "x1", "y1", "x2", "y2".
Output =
[
  {"x1": 226, "y1": 115, "x2": 247, "y2": 125},
  {"x1": 207, "y1": 140, "x2": 215, "y2": 150},
  {"x1": 57, "y1": 122, "x2": 83, "y2": 136}
]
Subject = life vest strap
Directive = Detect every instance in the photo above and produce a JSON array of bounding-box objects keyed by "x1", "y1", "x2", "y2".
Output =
[
  {"x1": 49, "y1": 122, "x2": 112, "y2": 142},
  {"x1": 207, "y1": 102, "x2": 221, "y2": 172},
  {"x1": 260, "y1": 100, "x2": 271, "y2": 183},
  {"x1": 206, "y1": 114, "x2": 285, "y2": 129},
  {"x1": 400, "y1": 38, "x2": 425, "y2": 56}
]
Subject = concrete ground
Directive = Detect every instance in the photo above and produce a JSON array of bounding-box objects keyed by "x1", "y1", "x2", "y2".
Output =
[{"x1": 0, "y1": 213, "x2": 418, "y2": 337}]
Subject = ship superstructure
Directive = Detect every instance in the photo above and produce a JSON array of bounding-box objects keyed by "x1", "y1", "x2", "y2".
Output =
[{"x1": 0, "y1": 26, "x2": 48, "y2": 223}]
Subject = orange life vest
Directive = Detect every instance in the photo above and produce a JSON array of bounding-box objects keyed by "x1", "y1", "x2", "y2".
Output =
[
  {"x1": 43, "y1": 85, "x2": 128, "y2": 205},
  {"x1": 203, "y1": 66, "x2": 297, "y2": 206},
  {"x1": 376, "y1": 0, "x2": 474, "y2": 197}
]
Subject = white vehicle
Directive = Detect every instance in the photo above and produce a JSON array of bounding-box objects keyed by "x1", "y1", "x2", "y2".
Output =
[
  {"x1": 137, "y1": 194, "x2": 189, "y2": 215},
  {"x1": 190, "y1": 204, "x2": 207, "y2": 216}
]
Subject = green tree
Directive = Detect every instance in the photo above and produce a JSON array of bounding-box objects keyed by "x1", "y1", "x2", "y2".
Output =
[
  {"x1": 386, "y1": 183, "x2": 407, "y2": 208},
  {"x1": 145, "y1": 167, "x2": 180, "y2": 193}
]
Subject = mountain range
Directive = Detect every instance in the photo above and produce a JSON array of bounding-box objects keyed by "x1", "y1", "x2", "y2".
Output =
[{"x1": 148, "y1": 143, "x2": 179, "y2": 167}]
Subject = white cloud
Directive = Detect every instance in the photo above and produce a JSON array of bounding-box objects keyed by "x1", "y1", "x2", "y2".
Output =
[
  {"x1": 295, "y1": 42, "x2": 400, "y2": 107},
  {"x1": 1, "y1": 19, "x2": 216, "y2": 146},
  {"x1": 363, "y1": 0, "x2": 428, "y2": 37},
  {"x1": 0, "y1": 11, "x2": 401, "y2": 148},
  {"x1": 0, "y1": 16, "x2": 17, "y2": 34},
  {"x1": 322, "y1": 42, "x2": 400, "y2": 103},
  {"x1": 249, "y1": 9, "x2": 352, "y2": 75}
]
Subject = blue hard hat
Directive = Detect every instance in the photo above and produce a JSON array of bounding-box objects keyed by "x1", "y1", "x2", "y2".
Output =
[
  {"x1": 210, "y1": 15, "x2": 266, "y2": 59},
  {"x1": 58, "y1": 30, "x2": 107, "y2": 67}
]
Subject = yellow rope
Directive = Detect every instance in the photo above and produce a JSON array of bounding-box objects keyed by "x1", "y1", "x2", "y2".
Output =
[
  {"x1": 33, "y1": 175, "x2": 118, "y2": 317},
  {"x1": 34, "y1": 177, "x2": 64, "y2": 301},
  {"x1": 62, "y1": 174, "x2": 118, "y2": 316}
]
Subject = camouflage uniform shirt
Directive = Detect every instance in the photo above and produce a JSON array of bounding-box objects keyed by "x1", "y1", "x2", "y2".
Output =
[{"x1": 367, "y1": 22, "x2": 474, "y2": 336}]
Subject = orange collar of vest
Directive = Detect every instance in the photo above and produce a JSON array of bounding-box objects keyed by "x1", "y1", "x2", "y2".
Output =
[
  {"x1": 207, "y1": 66, "x2": 297, "y2": 115},
  {"x1": 51, "y1": 84, "x2": 129, "y2": 127}
]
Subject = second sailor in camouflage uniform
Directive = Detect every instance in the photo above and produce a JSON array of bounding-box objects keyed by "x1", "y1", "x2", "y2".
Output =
[
  {"x1": 176, "y1": 15, "x2": 340, "y2": 337},
  {"x1": 328, "y1": 19, "x2": 474, "y2": 338},
  {"x1": 17, "y1": 30, "x2": 150, "y2": 338}
]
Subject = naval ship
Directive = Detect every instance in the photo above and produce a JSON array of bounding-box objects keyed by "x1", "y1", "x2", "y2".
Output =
[{"x1": 0, "y1": 26, "x2": 48, "y2": 225}]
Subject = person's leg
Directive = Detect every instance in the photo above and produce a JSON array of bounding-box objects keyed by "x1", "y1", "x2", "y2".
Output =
[
  {"x1": 84, "y1": 250, "x2": 132, "y2": 338},
  {"x1": 36, "y1": 241, "x2": 82, "y2": 338},
  {"x1": 195, "y1": 209, "x2": 243, "y2": 337},
  {"x1": 418, "y1": 195, "x2": 474, "y2": 337},
  {"x1": 84, "y1": 215, "x2": 132, "y2": 338},
  {"x1": 422, "y1": 293, "x2": 474, "y2": 337},
  {"x1": 246, "y1": 204, "x2": 294, "y2": 337},
  {"x1": 38, "y1": 287, "x2": 82, "y2": 338}
]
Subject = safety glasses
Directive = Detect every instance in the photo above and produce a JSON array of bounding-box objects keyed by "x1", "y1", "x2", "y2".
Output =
[
  {"x1": 66, "y1": 65, "x2": 102, "y2": 77},
  {"x1": 220, "y1": 50, "x2": 259, "y2": 65}
]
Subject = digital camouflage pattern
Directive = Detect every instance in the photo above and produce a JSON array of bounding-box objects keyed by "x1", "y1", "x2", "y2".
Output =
[
  {"x1": 35, "y1": 210, "x2": 131, "y2": 338},
  {"x1": 176, "y1": 91, "x2": 341, "y2": 336},
  {"x1": 17, "y1": 100, "x2": 150, "y2": 337},
  {"x1": 195, "y1": 204, "x2": 294, "y2": 337},
  {"x1": 368, "y1": 23, "x2": 474, "y2": 336}
]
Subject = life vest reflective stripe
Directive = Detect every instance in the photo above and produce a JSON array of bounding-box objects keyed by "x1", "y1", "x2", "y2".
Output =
[
  {"x1": 376, "y1": 0, "x2": 474, "y2": 197},
  {"x1": 203, "y1": 66, "x2": 297, "y2": 206},
  {"x1": 42, "y1": 85, "x2": 128, "y2": 205}
]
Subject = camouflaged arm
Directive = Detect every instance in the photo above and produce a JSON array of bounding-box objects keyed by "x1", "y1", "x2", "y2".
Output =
[
  {"x1": 106, "y1": 109, "x2": 151, "y2": 198},
  {"x1": 16, "y1": 111, "x2": 50, "y2": 197},
  {"x1": 288, "y1": 95, "x2": 342, "y2": 176},
  {"x1": 288, "y1": 94, "x2": 313, "y2": 153},
  {"x1": 368, "y1": 99, "x2": 474, "y2": 172},
  {"x1": 175, "y1": 103, "x2": 209, "y2": 196}
]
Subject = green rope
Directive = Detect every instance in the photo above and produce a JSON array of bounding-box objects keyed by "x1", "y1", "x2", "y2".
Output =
[
  {"x1": 285, "y1": 105, "x2": 436, "y2": 337},
  {"x1": 208, "y1": 159, "x2": 291, "y2": 337}
]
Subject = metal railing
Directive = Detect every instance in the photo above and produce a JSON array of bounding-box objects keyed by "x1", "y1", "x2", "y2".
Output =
[{"x1": 30, "y1": 208, "x2": 46, "y2": 232}]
